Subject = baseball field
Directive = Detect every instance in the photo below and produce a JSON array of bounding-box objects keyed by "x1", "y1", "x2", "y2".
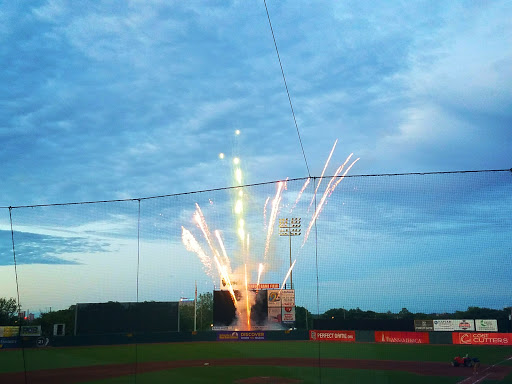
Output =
[{"x1": 1, "y1": 341, "x2": 511, "y2": 383}]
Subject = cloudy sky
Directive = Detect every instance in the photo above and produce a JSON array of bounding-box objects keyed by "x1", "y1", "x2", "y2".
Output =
[{"x1": 0, "y1": 1, "x2": 511, "y2": 315}]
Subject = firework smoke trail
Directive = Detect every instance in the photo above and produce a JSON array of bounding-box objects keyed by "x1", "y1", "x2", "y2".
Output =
[
  {"x1": 214, "y1": 230, "x2": 231, "y2": 269},
  {"x1": 308, "y1": 139, "x2": 338, "y2": 211},
  {"x1": 263, "y1": 181, "x2": 285, "y2": 260},
  {"x1": 290, "y1": 177, "x2": 310, "y2": 213},
  {"x1": 181, "y1": 227, "x2": 212, "y2": 277},
  {"x1": 303, "y1": 154, "x2": 359, "y2": 245},
  {"x1": 279, "y1": 259, "x2": 297, "y2": 294},
  {"x1": 257, "y1": 263, "x2": 264, "y2": 289}
]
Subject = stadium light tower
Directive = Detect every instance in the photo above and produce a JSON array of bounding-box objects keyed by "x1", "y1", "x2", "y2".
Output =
[{"x1": 279, "y1": 217, "x2": 301, "y2": 289}]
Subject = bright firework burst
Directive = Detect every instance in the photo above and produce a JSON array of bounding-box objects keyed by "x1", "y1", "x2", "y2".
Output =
[{"x1": 181, "y1": 138, "x2": 358, "y2": 330}]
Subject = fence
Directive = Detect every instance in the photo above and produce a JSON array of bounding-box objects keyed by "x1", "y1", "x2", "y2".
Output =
[{"x1": 1, "y1": 170, "x2": 511, "y2": 382}]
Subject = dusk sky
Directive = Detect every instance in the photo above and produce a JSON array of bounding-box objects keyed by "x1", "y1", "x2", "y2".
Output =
[{"x1": 0, "y1": 1, "x2": 511, "y2": 315}]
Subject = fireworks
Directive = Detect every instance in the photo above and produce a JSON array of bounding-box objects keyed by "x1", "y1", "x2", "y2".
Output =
[{"x1": 181, "y1": 137, "x2": 358, "y2": 330}]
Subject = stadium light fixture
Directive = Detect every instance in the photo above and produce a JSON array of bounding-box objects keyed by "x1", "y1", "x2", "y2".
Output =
[{"x1": 278, "y1": 217, "x2": 301, "y2": 289}]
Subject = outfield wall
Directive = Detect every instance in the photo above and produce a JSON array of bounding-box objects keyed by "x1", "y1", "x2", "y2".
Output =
[{"x1": 2, "y1": 330, "x2": 511, "y2": 349}]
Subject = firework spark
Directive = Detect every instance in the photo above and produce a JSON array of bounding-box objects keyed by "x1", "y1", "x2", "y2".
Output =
[
  {"x1": 182, "y1": 138, "x2": 359, "y2": 330},
  {"x1": 257, "y1": 263, "x2": 264, "y2": 289},
  {"x1": 291, "y1": 177, "x2": 310, "y2": 213},
  {"x1": 279, "y1": 259, "x2": 297, "y2": 294},
  {"x1": 303, "y1": 154, "x2": 360, "y2": 244},
  {"x1": 263, "y1": 196, "x2": 270, "y2": 229},
  {"x1": 308, "y1": 139, "x2": 338, "y2": 211},
  {"x1": 181, "y1": 227, "x2": 212, "y2": 277},
  {"x1": 263, "y1": 181, "x2": 285, "y2": 260},
  {"x1": 244, "y1": 264, "x2": 250, "y2": 328},
  {"x1": 215, "y1": 230, "x2": 231, "y2": 268}
]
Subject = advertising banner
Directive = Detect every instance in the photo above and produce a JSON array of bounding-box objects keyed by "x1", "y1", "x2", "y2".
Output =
[
  {"x1": 268, "y1": 307, "x2": 282, "y2": 323},
  {"x1": 282, "y1": 306, "x2": 295, "y2": 323},
  {"x1": 455, "y1": 319, "x2": 475, "y2": 331},
  {"x1": 216, "y1": 331, "x2": 240, "y2": 341},
  {"x1": 216, "y1": 331, "x2": 266, "y2": 341},
  {"x1": 309, "y1": 330, "x2": 355, "y2": 342},
  {"x1": 248, "y1": 284, "x2": 279, "y2": 289},
  {"x1": 267, "y1": 290, "x2": 281, "y2": 307},
  {"x1": 452, "y1": 332, "x2": 510, "y2": 345},
  {"x1": 414, "y1": 320, "x2": 434, "y2": 331},
  {"x1": 20, "y1": 325, "x2": 42, "y2": 337},
  {"x1": 0, "y1": 326, "x2": 19, "y2": 337},
  {"x1": 240, "y1": 331, "x2": 266, "y2": 341},
  {"x1": 280, "y1": 290, "x2": 295, "y2": 307},
  {"x1": 433, "y1": 319, "x2": 455, "y2": 331},
  {"x1": 375, "y1": 331, "x2": 429, "y2": 344},
  {"x1": 475, "y1": 319, "x2": 498, "y2": 332},
  {"x1": 433, "y1": 319, "x2": 475, "y2": 331},
  {"x1": 0, "y1": 337, "x2": 20, "y2": 349}
]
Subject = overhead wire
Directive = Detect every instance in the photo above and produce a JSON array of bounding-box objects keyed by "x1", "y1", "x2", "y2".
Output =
[
  {"x1": 263, "y1": 0, "x2": 311, "y2": 178},
  {"x1": 0, "y1": 168, "x2": 510, "y2": 209}
]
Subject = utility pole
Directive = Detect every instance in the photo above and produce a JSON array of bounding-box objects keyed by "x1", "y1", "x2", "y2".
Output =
[{"x1": 194, "y1": 281, "x2": 197, "y2": 332}]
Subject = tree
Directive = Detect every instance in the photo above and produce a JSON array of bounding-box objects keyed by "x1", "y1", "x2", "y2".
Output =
[
  {"x1": 197, "y1": 292, "x2": 213, "y2": 331},
  {"x1": 33, "y1": 306, "x2": 75, "y2": 336},
  {"x1": 398, "y1": 307, "x2": 413, "y2": 320},
  {"x1": 295, "y1": 306, "x2": 313, "y2": 330},
  {"x1": 179, "y1": 293, "x2": 213, "y2": 332},
  {"x1": 0, "y1": 297, "x2": 17, "y2": 325},
  {"x1": 179, "y1": 304, "x2": 195, "y2": 332}
]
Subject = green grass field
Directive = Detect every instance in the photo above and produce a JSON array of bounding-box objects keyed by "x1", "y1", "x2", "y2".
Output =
[{"x1": 1, "y1": 341, "x2": 511, "y2": 383}]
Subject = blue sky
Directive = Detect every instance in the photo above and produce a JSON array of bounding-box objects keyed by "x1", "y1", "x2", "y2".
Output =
[{"x1": 0, "y1": 1, "x2": 511, "y2": 314}]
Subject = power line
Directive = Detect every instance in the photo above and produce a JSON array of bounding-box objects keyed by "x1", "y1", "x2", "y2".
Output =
[{"x1": 263, "y1": 0, "x2": 311, "y2": 177}]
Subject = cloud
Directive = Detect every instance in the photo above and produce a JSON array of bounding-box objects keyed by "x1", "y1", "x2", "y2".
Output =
[
  {"x1": 367, "y1": 1, "x2": 512, "y2": 172},
  {"x1": 0, "y1": 230, "x2": 110, "y2": 265}
]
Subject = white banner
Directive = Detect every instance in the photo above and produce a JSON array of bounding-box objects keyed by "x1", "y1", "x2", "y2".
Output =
[
  {"x1": 267, "y1": 290, "x2": 281, "y2": 307},
  {"x1": 282, "y1": 306, "x2": 295, "y2": 322},
  {"x1": 476, "y1": 319, "x2": 498, "y2": 332},
  {"x1": 455, "y1": 319, "x2": 475, "y2": 331},
  {"x1": 280, "y1": 290, "x2": 295, "y2": 307},
  {"x1": 433, "y1": 319, "x2": 454, "y2": 331},
  {"x1": 433, "y1": 319, "x2": 475, "y2": 331},
  {"x1": 268, "y1": 307, "x2": 282, "y2": 323}
]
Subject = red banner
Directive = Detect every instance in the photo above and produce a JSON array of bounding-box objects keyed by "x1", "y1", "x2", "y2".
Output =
[
  {"x1": 375, "y1": 331, "x2": 429, "y2": 344},
  {"x1": 248, "y1": 283, "x2": 279, "y2": 289},
  {"x1": 309, "y1": 330, "x2": 355, "y2": 342},
  {"x1": 452, "y1": 332, "x2": 511, "y2": 345}
]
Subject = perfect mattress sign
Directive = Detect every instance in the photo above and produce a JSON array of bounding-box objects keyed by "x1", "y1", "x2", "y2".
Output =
[
  {"x1": 309, "y1": 330, "x2": 355, "y2": 342},
  {"x1": 453, "y1": 332, "x2": 510, "y2": 345}
]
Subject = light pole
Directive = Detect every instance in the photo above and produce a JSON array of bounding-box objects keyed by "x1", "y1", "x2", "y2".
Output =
[{"x1": 279, "y1": 217, "x2": 301, "y2": 289}]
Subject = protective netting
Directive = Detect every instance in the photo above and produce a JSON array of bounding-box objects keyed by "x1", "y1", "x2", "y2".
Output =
[{"x1": 1, "y1": 170, "x2": 511, "y2": 382}]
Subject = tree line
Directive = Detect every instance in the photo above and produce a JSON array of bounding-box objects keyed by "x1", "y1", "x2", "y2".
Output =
[{"x1": 1, "y1": 296, "x2": 510, "y2": 335}]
